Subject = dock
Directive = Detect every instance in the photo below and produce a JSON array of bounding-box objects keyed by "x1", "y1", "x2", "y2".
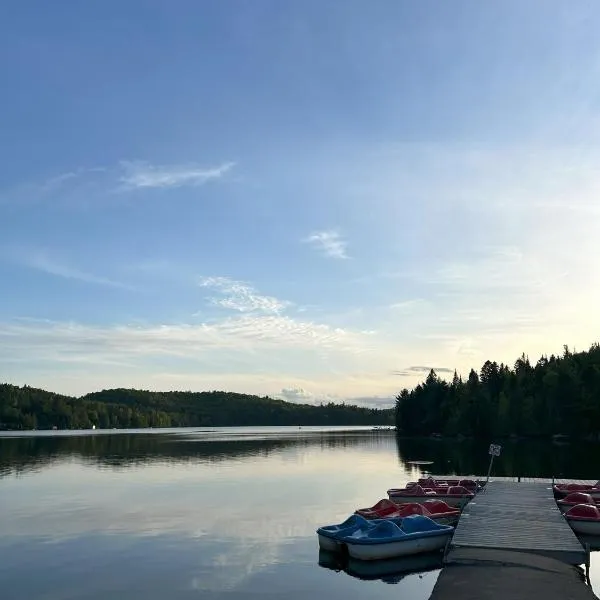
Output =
[
  {"x1": 429, "y1": 478, "x2": 596, "y2": 600},
  {"x1": 448, "y1": 480, "x2": 586, "y2": 565},
  {"x1": 430, "y1": 548, "x2": 596, "y2": 600}
]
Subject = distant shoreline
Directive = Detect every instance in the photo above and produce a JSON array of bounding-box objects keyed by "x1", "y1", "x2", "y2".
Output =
[
  {"x1": 0, "y1": 424, "x2": 396, "y2": 437},
  {"x1": 0, "y1": 383, "x2": 395, "y2": 431}
]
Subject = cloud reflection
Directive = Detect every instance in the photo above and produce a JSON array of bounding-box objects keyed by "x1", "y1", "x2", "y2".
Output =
[{"x1": 0, "y1": 431, "x2": 417, "y2": 600}]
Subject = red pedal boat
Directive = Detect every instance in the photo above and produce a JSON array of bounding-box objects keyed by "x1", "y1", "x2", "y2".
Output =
[
  {"x1": 556, "y1": 492, "x2": 599, "y2": 513},
  {"x1": 565, "y1": 504, "x2": 600, "y2": 535},
  {"x1": 553, "y1": 482, "x2": 600, "y2": 499},
  {"x1": 355, "y1": 498, "x2": 460, "y2": 525},
  {"x1": 355, "y1": 499, "x2": 401, "y2": 519},
  {"x1": 417, "y1": 477, "x2": 482, "y2": 492},
  {"x1": 421, "y1": 499, "x2": 461, "y2": 525},
  {"x1": 387, "y1": 484, "x2": 474, "y2": 508}
]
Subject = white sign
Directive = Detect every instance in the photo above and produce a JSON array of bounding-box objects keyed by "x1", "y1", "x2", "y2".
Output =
[{"x1": 489, "y1": 444, "x2": 502, "y2": 457}]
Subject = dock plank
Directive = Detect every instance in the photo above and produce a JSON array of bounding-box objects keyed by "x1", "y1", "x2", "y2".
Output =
[
  {"x1": 431, "y1": 549, "x2": 596, "y2": 600},
  {"x1": 447, "y1": 481, "x2": 586, "y2": 565}
]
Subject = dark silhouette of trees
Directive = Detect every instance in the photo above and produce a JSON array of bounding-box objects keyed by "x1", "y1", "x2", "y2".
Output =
[
  {"x1": 0, "y1": 385, "x2": 394, "y2": 430},
  {"x1": 396, "y1": 344, "x2": 600, "y2": 439}
]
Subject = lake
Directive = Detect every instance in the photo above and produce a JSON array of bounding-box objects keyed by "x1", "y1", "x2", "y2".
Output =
[{"x1": 1, "y1": 428, "x2": 600, "y2": 599}]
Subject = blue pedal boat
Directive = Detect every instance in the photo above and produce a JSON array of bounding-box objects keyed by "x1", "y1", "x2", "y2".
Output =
[
  {"x1": 342, "y1": 515, "x2": 453, "y2": 561},
  {"x1": 317, "y1": 514, "x2": 373, "y2": 552}
]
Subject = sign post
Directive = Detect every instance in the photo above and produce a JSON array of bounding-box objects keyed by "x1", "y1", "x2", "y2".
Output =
[{"x1": 486, "y1": 443, "x2": 502, "y2": 485}]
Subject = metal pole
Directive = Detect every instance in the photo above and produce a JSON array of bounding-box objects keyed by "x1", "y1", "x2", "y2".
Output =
[
  {"x1": 486, "y1": 454, "x2": 494, "y2": 485},
  {"x1": 585, "y1": 542, "x2": 590, "y2": 585}
]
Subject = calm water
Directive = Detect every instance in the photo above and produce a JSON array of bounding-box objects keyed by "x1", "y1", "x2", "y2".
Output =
[{"x1": 1, "y1": 428, "x2": 600, "y2": 599}]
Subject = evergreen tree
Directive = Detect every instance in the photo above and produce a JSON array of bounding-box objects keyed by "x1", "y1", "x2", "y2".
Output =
[{"x1": 395, "y1": 343, "x2": 600, "y2": 439}]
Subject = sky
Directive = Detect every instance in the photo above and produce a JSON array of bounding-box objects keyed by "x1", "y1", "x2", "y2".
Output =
[{"x1": 1, "y1": 1, "x2": 600, "y2": 406}]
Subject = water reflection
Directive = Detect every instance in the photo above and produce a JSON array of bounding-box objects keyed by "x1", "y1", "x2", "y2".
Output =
[
  {"x1": 1, "y1": 429, "x2": 423, "y2": 600},
  {"x1": 2, "y1": 429, "x2": 600, "y2": 600},
  {"x1": 395, "y1": 435, "x2": 600, "y2": 479},
  {"x1": 6, "y1": 430, "x2": 599, "y2": 482},
  {"x1": 318, "y1": 548, "x2": 443, "y2": 584},
  {"x1": 0, "y1": 429, "x2": 392, "y2": 478}
]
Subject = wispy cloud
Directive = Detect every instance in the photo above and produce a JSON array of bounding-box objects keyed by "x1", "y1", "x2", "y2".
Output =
[
  {"x1": 304, "y1": 229, "x2": 349, "y2": 259},
  {"x1": 0, "y1": 314, "x2": 372, "y2": 367},
  {"x1": 406, "y1": 366, "x2": 454, "y2": 374},
  {"x1": 0, "y1": 307, "x2": 413, "y2": 402},
  {"x1": 391, "y1": 366, "x2": 453, "y2": 377},
  {"x1": 277, "y1": 387, "x2": 315, "y2": 403},
  {"x1": 0, "y1": 167, "x2": 106, "y2": 206},
  {"x1": 198, "y1": 276, "x2": 290, "y2": 314},
  {"x1": 275, "y1": 387, "x2": 394, "y2": 408},
  {"x1": 389, "y1": 299, "x2": 429, "y2": 312},
  {"x1": 7, "y1": 249, "x2": 134, "y2": 290},
  {"x1": 119, "y1": 161, "x2": 235, "y2": 190},
  {"x1": 347, "y1": 395, "x2": 396, "y2": 408},
  {"x1": 1, "y1": 161, "x2": 233, "y2": 205},
  {"x1": 36, "y1": 171, "x2": 79, "y2": 193},
  {"x1": 34, "y1": 167, "x2": 107, "y2": 194}
]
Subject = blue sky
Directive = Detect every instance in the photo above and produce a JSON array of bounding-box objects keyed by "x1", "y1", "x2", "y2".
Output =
[{"x1": 2, "y1": 1, "x2": 600, "y2": 405}]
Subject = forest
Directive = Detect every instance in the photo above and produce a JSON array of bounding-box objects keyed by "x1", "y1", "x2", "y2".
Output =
[
  {"x1": 395, "y1": 344, "x2": 600, "y2": 439},
  {"x1": 0, "y1": 385, "x2": 394, "y2": 430}
]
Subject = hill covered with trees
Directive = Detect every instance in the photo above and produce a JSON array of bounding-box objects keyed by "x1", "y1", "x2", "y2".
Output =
[
  {"x1": 0, "y1": 385, "x2": 394, "y2": 430},
  {"x1": 396, "y1": 344, "x2": 600, "y2": 439}
]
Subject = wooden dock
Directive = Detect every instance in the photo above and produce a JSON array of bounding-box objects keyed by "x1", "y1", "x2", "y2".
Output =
[
  {"x1": 448, "y1": 480, "x2": 586, "y2": 565},
  {"x1": 430, "y1": 548, "x2": 596, "y2": 600}
]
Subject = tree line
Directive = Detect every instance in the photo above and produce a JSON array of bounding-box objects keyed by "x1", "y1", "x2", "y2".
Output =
[
  {"x1": 0, "y1": 385, "x2": 394, "y2": 430},
  {"x1": 395, "y1": 344, "x2": 600, "y2": 439}
]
